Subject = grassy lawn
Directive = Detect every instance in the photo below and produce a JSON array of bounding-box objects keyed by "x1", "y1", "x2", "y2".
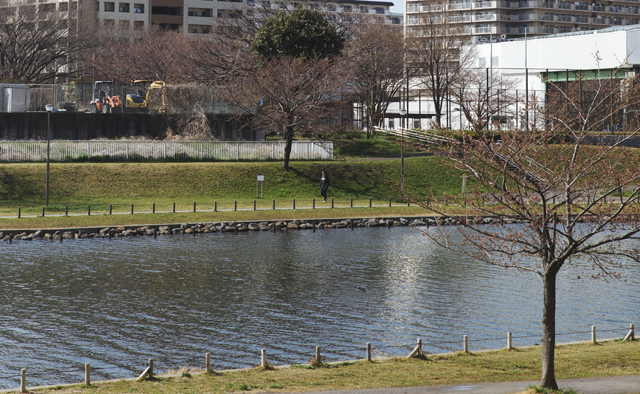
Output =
[
  {"x1": 31, "y1": 340, "x2": 640, "y2": 394},
  {"x1": 0, "y1": 156, "x2": 464, "y2": 224}
]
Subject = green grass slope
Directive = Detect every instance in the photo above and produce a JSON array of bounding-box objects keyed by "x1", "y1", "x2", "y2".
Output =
[{"x1": 0, "y1": 157, "x2": 462, "y2": 209}]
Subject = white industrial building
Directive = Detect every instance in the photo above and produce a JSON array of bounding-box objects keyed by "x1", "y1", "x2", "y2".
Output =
[{"x1": 382, "y1": 24, "x2": 640, "y2": 131}]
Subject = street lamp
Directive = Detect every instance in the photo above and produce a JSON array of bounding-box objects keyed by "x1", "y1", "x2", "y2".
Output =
[
  {"x1": 399, "y1": 108, "x2": 407, "y2": 196},
  {"x1": 45, "y1": 104, "x2": 54, "y2": 207}
]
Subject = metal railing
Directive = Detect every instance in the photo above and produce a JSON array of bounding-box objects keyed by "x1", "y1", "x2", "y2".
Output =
[{"x1": 0, "y1": 140, "x2": 333, "y2": 162}]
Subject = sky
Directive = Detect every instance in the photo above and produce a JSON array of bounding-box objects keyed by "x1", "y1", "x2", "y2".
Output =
[{"x1": 389, "y1": 0, "x2": 403, "y2": 14}]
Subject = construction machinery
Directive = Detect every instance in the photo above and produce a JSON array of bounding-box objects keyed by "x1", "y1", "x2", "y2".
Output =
[
  {"x1": 125, "y1": 80, "x2": 166, "y2": 113},
  {"x1": 89, "y1": 80, "x2": 166, "y2": 114},
  {"x1": 89, "y1": 81, "x2": 122, "y2": 113}
]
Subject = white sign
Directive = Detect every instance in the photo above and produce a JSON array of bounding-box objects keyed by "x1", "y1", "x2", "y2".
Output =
[{"x1": 257, "y1": 175, "x2": 264, "y2": 181}]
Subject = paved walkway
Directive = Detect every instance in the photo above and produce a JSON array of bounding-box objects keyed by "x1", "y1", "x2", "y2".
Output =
[{"x1": 309, "y1": 375, "x2": 640, "y2": 394}]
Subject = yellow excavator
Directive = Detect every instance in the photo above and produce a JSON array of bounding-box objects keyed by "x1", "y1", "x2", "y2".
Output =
[
  {"x1": 90, "y1": 80, "x2": 166, "y2": 113},
  {"x1": 125, "y1": 80, "x2": 167, "y2": 113}
]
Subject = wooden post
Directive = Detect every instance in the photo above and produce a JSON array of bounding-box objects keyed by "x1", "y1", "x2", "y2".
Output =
[
  {"x1": 42, "y1": 207, "x2": 45, "y2": 217},
  {"x1": 152, "y1": 203, "x2": 155, "y2": 214},
  {"x1": 624, "y1": 323, "x2": 635, "y2": 341},
  {"x1": 331, "y1": 198, "x2": 334, "y2": 208},
  {"x1": 109, "y1": 204, "x2": 112, "y2": 215},
  {"x1": 18, "y1": 207, "x2": 20, "y2": 218},
  {"x1": 507, "y1": 332, "x2": 513, "y2": 350},
  {"x1": 408, "y1": 338, "x2": 423, "y2": 358},
  {"x1": 65, "y1": 206, "x2": 68, "y2": 216},
  {"x1": 366, "y1": 343, "x2": 372, "y2": 361},
  {"x1": 313, "y1": 198, "x2": 315, "y2": 209},
  {"x1": 408, "y1": 200, "x2": 410, "y2": 207},
  {"x1": 293, "y1": 199, "x2": 295, "y2": 210},
  {"x1": 350, "y1": 198, "x2": 353, "y2": 208},
  {"x1": 149, "y1": 358, "x2": 154, "y2": 378},
  {"x1": 173, "y1": 202, "x2": 176, "y2": 213},
  {"x1": 261, "y1": 349, "x2": 267, "y2": 368},
  {"x1": 21, "y1": 368, "x2": 27, "y2": 393},
  {"x1": 234, "y1": 201, "x2": 237, "y2": 211},
  {"x1": 194, "y1": 202, "x2": 196, "y2": 212},
  {"x1": 88, "y1": 205, "x2": 91, "y2": 216},
  {"x1": 463, "y1": 335, "x2": 468, "y2": 353},
  {"x1": 389, "y1": 197, "x2": 391, "y2": 207},
  {"x1": 206, "y1": 353, "x2": 211, "y2": 373},
  {"x1": 315, "y1": 346, "x2": 321, "y2": 362},
  {"x1": 273, "y1": 199, "x2": 276, "y2": 209},
  {"x1": 312, "y1": 223, "x2": 315, "y2": 232},
  {"x1": 131, "y1": 204, "x2": 134, "y2": 214},
  {"x1": 254, "y1": 200, "x2": 256, "y2": 210},
  {"x1": 369, "y1": 198, "x2": 372, "y2": 207},
  {"x1": 214, "y1": 201, "x2": 217, "y2": 212},
  {"x1": 592, "y1": 326, "x2": 597, "y2": 344},
  {"x1": 85, "y1": 363, "x2": 91, "y2": 386}
]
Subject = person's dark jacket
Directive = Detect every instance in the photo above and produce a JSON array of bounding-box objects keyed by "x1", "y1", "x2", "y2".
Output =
[{"x1": 319, "y1": 174, "x2": 330, "y2": 188}]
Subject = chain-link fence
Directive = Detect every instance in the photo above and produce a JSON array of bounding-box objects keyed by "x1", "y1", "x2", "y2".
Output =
[{"x1": 0, "y1": 83, "x2": 246, "y2": 114}]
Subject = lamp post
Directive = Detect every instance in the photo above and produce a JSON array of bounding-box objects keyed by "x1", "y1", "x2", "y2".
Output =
[
  {"x1": 45, "y1": 104, "x2": 53, "y2": 207},
  {"x1": 399, "y1": 108, "x2": 407, "y2": 196}
]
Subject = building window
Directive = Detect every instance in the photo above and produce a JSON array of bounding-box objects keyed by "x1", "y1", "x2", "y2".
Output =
[
  {"x1": 134, "y1": 3, "x2": 143, "y2": 12},
  {"x1": 104, "y1": 2, "x2": 114, "y2": 12},
  {"x1": 133, "y1": 20, "x2": 144, "y2": 29},
  {"x1": 119, "y1": 19, "x2": 129, "y2": 28},
  {"x1": 374, "y1": 7, "x2": 384, "y2": 14},
  {"x1": 343, "y1": 5, "x2": 351, "y2": 11},
  {"x1": 103, "y1": 19, "x2": 115, "y2": 26},
  {"x1": 360, "y1": 5, "x2": 367, "y2": 12},
  {"x1": 413, "y1": 119, "x2": 420, "y2": 129},
  {"x1": 388, "y1": 119, "x2": 394, "y2": 129},
  {"x1": 119, "y1": 2, "x2": 129, "y2": 12}
]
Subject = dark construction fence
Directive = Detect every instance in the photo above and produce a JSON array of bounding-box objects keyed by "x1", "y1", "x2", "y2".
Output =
[{"x1": 0, "y1": 112, "x2": 258, "y2": 141}]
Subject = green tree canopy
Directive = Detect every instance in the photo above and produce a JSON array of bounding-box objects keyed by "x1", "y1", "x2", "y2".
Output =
[{"x1": 251, "y1": 8, "x2": 344, "y2": 60}]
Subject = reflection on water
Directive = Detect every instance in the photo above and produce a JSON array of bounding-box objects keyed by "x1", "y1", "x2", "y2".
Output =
[{"x1": 0, "y1": 226, "x2": 638, "y2": 388}]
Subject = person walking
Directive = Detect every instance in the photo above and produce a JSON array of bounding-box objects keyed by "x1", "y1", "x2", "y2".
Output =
[{"x1": 319, "y1": 170, "x2": 330, "y2": 203}]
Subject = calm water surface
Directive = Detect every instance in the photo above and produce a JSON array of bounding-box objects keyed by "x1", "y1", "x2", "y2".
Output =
[{"x1": 0, "y1": 226, "x2": 638, "y2": 389}]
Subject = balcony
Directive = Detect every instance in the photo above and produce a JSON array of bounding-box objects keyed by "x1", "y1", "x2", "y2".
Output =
[
  {"x1": 473, "y1": 13, "x2": 496, "y2": 20},
  {"x1": 448, "y1": 2, "x2": 472, "y2": 10},
  {"x1": 474, "y1": 1, "x2": 497, "y2": 9}
]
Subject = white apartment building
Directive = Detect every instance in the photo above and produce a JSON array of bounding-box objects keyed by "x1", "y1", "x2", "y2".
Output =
[{"x1": 406, "y1": 0, "x2": 640, "y2": 41}]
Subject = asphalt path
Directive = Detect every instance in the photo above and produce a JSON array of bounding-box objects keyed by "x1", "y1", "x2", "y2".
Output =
[{"x1": 307, "y1": 375, "x2": 640, "y2": 394}]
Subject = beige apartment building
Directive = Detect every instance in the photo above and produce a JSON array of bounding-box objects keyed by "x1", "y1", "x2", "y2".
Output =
[
  {"x1": 1, "y1": 0, "x2": 399, "y2": 35},
  {"x1": 406, "y1": 0, "x2": 640, "y2": 40},
  {"x1": 95, "y1": 0, "x2": 401, "y2": 34}
]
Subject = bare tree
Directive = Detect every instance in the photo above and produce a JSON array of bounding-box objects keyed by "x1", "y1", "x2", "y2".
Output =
[
  {"x1": 407, "y1": 0, "x2": 475, "y2": 128},
  {"x1": 0, "y1": 0, "x2": 97, "y2": 83},
  {"x1": 91, "y1": 28, "x2": 191, "y2": 83},
  {"x1": 416, "y1": 71, "x2": 640, "y2": 390},
  {"x1": 451, "y1": 66, "x2": 519, "y2": 132},
  {"x1": 223, "y1": 54, "x2": 348, "y2": 170},
  {"x1": 347, "y1": 21, "x2": 406, "y2": 138}
]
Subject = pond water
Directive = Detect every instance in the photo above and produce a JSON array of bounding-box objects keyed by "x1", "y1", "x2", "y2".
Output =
[{"x1": 0, "y1": 226, "x2": 638, "y2": 389}]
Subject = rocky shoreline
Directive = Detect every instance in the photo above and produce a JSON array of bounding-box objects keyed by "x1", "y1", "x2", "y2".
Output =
[{"x1": 0, "y1": 215, "x2": 519, "y2": 242}]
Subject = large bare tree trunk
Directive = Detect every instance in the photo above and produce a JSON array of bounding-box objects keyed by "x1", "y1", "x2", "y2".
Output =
[
  {"x1": 541, "y1": 268, "x2": 559, "y2": 390},
  {"x1": 282, "y1": 124, "x2": 294, "y2": 171}
]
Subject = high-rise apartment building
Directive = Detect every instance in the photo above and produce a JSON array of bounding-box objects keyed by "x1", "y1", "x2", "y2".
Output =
[
  {"x1": 93, "y1": 0, "x2": 400, "y2": 34},
  {"x1": 406, "y1": 0, "x2": 640, "y2": 40}
]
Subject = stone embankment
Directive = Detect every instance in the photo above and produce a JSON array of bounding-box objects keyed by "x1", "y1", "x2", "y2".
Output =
[{"x1": 0, "y1": 215, "x2": 520, "y2": 242}]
